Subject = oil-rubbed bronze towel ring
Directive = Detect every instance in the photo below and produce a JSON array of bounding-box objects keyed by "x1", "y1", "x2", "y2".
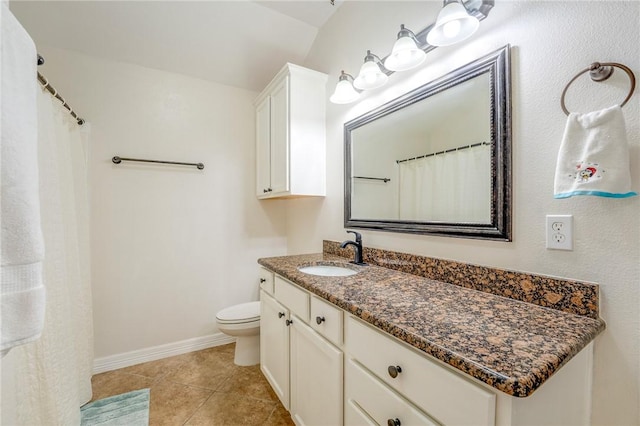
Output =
[{"x1": 560, "y1": 62, "x2": 636, "y2": 116}]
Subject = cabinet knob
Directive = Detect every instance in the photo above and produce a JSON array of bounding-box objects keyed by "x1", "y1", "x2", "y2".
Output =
[
  {"x1": 278, "y1": 312, "x2": 285, "y2": 318},
  {"x1": 387, "y1": 365, "x2": 402, "y2": 378},
  {"x1": 285, "y1": 319, "x2": 293, "y2": 326},
  {"x1": 263, "y1": 189, "x2": 268, "y2": 193},
  {"x1": 387, "y1": 418, "x2": 401, "y2": 426},
  {"x1": 315, "y1": 316, "x2": 325, "y2": 325},
  {"x1": 268, "y1": 188, "x2": 273, "y2": 192},
  {"x1": 260, "y1": 278, "x2": 266, "y2": 283}
]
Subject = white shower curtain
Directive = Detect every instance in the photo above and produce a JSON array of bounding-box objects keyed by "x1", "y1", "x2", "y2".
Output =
[
  {"x1": 10, "y1": 89, "x2": 93, "y2": 424},
  {"x1": 398, "y1": 143, "x2": 491, "y2": 223}
]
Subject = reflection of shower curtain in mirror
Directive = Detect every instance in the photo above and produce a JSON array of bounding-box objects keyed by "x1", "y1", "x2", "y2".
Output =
[{"x1": 398, "y1": 144, "x2": 491, "y2": 222}]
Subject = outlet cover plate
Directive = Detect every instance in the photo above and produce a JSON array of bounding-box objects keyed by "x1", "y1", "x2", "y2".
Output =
[{"x1": 546, "y1": 215, "x2": 573, "y2": 250}]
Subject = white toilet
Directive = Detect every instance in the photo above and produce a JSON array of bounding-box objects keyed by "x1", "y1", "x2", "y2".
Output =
[{"x1": 215, "y1": 301, "x2": 261, "y2": 366}]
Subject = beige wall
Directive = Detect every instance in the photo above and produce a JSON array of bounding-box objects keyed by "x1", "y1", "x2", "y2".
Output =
[
  {"x1": 8, "y1": 1, "x2": 638, "y2": 424},
  {"x1": 35, "y1": 46, "x2": 289, "y2": 359},
  {"x1": 292, "y1": 1, "x2": 639, "y2": 424}
]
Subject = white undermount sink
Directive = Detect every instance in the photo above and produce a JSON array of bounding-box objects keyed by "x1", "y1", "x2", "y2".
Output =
[{"x1": 298, "y1": 264, "x2": 358, "y2": 277}]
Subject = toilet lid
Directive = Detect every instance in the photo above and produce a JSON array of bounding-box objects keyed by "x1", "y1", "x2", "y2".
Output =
[{"x1": 216, "y1": 301, "x2": 260, "y2": 323}]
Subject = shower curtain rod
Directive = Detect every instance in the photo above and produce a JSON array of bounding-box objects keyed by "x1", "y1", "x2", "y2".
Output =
[
  {"x1": 37, "y1": 54, "x2": 85, "y2": 125},
  {"x1": 396, "y1": 141, "x2": 490, "y2": 164}
]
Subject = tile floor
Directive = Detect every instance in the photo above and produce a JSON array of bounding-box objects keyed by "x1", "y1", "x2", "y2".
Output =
[{"x1": 90, "y1": 343, "x2": 294, "y2": 425}]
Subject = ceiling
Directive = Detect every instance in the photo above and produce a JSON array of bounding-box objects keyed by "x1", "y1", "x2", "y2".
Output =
[{"x1": 10, "y1": 0, "x2": 343, "y2": 92}]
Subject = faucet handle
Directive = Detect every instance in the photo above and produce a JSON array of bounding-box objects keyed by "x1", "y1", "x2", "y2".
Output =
[{"x1": 346, "y1": 230, "x2": 362, "y2": 243}]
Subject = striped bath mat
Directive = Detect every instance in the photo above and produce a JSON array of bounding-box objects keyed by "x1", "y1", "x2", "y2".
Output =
[{"x1": 81, "y1": 389, "x2": 150, "y2": 426}]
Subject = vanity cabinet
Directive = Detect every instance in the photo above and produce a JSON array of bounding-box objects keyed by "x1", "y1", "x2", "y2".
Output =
[
  {"x1": 259, "y1": 264, "x2": 596, "y2": 426},
  {"x1": 346, "y1": 315, "x2": 495, "y2": 426},
  {"x1": 345, "y1": 357, "x2": 438, "y2": 426},
  {"x1": 255, "y1": 63, "x2": 327, "y2": 199},
  {"x1": 260, "y1": 271, "x2": 343, "y2": 424},
  {"x1": 290, "y1": 316, "x2": 343, "y2": 426},
  {"x1": 260, "y1": 290, "x2": 290, "y2": 409}
]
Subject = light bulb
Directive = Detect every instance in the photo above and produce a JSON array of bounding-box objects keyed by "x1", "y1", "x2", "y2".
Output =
[
  {"x1": 354, "y1": 52, "x2": 388, "y2": 90},
  {"x1": 330, "y1": 72, "x2": 360, "y2": 104},
  {"x1": 427, "y1": 1, "x2": 480, "y2": 47},
  {"x1": 442, "y1": 19, "x2": 461, "y2": 38},
  {"x1": 384, "y1": 26, "x2": 426, "y2": 72}
]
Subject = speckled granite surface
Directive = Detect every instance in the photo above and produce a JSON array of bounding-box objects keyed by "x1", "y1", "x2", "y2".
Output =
[
  {"x1": 257, "y1": 252, "x2": 605, "y2": 398},
  {"x1": 324, "y1": 240, "x2": 600, "y2": 319}
]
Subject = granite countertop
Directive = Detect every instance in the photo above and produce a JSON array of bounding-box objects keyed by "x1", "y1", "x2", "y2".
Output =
[{"x1": 258, "y1": 252, "x2": 605, "y2": 398}]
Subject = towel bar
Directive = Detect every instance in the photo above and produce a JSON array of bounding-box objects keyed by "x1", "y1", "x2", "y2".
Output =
[
  {"x1": 353, "y1": 176, "x2": 391, "y2": 183},
  {"x1": 112, "y1": 156, "x2": 204, "y2": 170},
  {"x1": 560, "y1": 62, "x2": 636, "y2": 116}
]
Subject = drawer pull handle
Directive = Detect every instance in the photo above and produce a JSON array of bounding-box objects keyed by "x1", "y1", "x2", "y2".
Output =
[
  {"x1": 387, "y1": 365, "x2": 402, "y2": 378},
  {"x1": 285, "y1": 319, "x2": 293, "y2": 326},
  {"x1": 260, "y1": 278, "x2": 266, "y2": 283},
  {"x1": 315, "y1": 316, "x2": 325, "y2": 325},
  {"x1": 278, "y1": 312, "x2": 285, "y2": 318},
  {"x1": 387, "y1": 418, "x2": 401, "y2": 426}
]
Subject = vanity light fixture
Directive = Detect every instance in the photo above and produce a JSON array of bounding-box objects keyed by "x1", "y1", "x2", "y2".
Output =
[
  {"x1": 329, "y1": 0, "x2": 493, "y2": 105},
  {"x1": 353, "y1": 50, "x2": 389, "y2": 90},
  {"x1": 329, "y1": 71, "x2": 361, "y2": 104},
  {"x1": 426, "y1": 0, "x2": 480, "y2": 47},
  {"x1": 384, "y1": 25, "x2": 426, "y2": 72}
]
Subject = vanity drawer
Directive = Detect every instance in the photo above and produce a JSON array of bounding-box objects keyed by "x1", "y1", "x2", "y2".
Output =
[
  {"x1": 259, "y1": 267, "x2": 274, "y2": 295},
  {"x1": 346, "y1": 357, "x2": 439, "y2": 426},
  {"x1": 345, "y1": 316, "x2": 495, "y2": 426},
  {"x1": 310, "y1": 295, "x2": 343, "y2": 346},
  {"x1": 275, "y1": 276, "x2": 309, "y2": 321}
]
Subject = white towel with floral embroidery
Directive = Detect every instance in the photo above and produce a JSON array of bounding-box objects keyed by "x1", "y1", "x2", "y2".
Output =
[{"x1": 554, "y1": 105, "x2": 637, "y2": 199}]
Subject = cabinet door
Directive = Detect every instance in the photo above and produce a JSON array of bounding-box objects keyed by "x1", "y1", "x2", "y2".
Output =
[
  {"x1": 256, "y1": 96, "x2": 271, "y2": 197},
  {"x1": 269, "y1": 76, "x2": 289, "y2": 195},
  {"x1": 260, "y1": 291, "x2": 290, "y2": 409},
  {"x1": 290, "y1": 316, "x2": 343, "y2": 426}
]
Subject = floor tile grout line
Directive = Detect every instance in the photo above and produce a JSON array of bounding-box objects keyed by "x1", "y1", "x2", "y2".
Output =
[
  {"x1": 181, "y1": 389, "x2": 217, "y2": 426},
  {"x1": 262, "y1": 404, "x2": 280, "y2": 425}
]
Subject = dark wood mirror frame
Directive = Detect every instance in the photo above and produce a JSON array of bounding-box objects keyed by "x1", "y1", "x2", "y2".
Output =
[{"x1": 344, "y1": 45, "x2": 512, "y2": 241}]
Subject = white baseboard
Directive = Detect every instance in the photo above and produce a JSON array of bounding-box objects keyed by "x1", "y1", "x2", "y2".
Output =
[{"x1": 93, "y1": 333, "x2": 236, "y2": 374}]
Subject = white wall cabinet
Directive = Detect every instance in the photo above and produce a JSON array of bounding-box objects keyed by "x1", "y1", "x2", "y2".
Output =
[
  {"x1": 259, "y1": 268, "x2": 595, "y2": 426},
  {"x1": 254, "y1": 63, "x2": 327, "y2": 199}
]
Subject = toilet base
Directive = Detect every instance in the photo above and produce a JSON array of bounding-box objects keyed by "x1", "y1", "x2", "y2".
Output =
[{"x1": 234, "y1": 334, "x2": 260, "y2": 366}]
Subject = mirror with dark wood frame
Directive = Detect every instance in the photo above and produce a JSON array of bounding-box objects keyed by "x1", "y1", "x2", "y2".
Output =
[{"x1": 344, "y1": 45, "x2": 511, "y2": 241}]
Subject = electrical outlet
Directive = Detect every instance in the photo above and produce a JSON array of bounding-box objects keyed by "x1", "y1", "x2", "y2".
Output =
[{"x1": 546, "y1": 215, "x2": 573, "y2": 250}]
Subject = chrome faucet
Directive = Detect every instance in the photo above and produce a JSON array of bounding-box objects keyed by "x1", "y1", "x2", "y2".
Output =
[{"x1": 340, "y1": 230, "x2": 365, "y2": 265}]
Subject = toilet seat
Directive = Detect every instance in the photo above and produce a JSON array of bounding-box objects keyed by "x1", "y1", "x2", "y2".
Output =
[{"x1": 216, "y1": 301, "x2": 260, "y2": 324}]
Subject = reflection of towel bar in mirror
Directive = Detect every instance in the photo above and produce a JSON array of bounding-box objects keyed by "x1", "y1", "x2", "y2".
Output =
[
  {"x1": 353, "y1": 176, "x2": 391, "y2": 183},
  {"x1": 561, "y1": 62, "x2": 636, "y2": 116},
  {"x1": 396, "y1": 141, "x2": 490, "y2": 164},
  {"x1": 112, "y1": 156, "x2": 205, "y2": 170}
]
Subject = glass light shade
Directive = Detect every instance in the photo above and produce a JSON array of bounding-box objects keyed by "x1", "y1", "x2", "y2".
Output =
[
  {"x1": 330, "y1": 76, "x2": 360, "y2": 104},
  {"x1": 384, "y1": 35, "x2": 426, "y2": 72},
  {"x1": 426, "y1": 1, "x2": 480, "y2": 47},
  {"x1": 354, "y1": 60, "x2": 388, "y2": 90}
]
